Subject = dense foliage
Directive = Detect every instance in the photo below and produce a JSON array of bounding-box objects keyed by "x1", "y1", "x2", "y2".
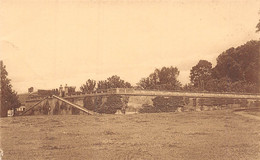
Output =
[
  {"x1": 1, "y1": 62, "x2": 20, "y2": 117},
  {"x1": 213, "y1": 41, "x2": 259, "y2": 83},
  {"x1": 137, "y1": 66, "x2": 182, "y2": 91},
  {"x1": 80, "y1": 75, "x2": 132, "y2": 93},
  {"x1": 140, "y1": 96, "x2": 185, "y2": 113},
  {"x1": 190, "y1": 60, "x2": 212, "y2": 89},
  {"x1": 256, "y1": 19, "x2": 260, "y2": 32},
  {"x1": 188, "y1": 40, "x2": 260, "y2": 93},
  {"x1": 97, "y1": 75, "x2": 132, "y2": 90},
  {"x1": 80, "y1": 79, "x2": 96, "y2": 93},
  {"x1": 84, "y1": 95, "x2": 127, "y2": 114},
  {"x1": 152, "y1": 96, "x2": 184, "y2": 112}
]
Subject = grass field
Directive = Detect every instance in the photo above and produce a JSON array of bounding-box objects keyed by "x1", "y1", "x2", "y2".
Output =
[
  {"x1": 0, "y1": 109, "x2": 260, "y2": 160},
  {"x1": 245, "y1": 108, "x2": 260, "y2": 117}
]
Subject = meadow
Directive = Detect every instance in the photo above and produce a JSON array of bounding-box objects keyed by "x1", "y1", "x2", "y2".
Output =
[{"x1": 0, "y1": 109, "x2": 259, "y2": 160}]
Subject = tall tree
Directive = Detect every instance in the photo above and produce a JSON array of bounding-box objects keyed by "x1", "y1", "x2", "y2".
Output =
[
  {"x1": 187, "y1": 41, "x2": 259, "y2": 93},
  {"x1": 97, "y1": 75, "x2": 132, "y2": 90},
  {"x1": 1, "y1": 61, "x2": 20, "y2": 117},
  {"x1": 256, "y1": 10, "x2": 260, "y2": 32},
  {"x1": 256, "y1": 19, "x2": 260, "y2": 32},
  {"x1": 190, "y1": 60, "x2": 212, "y2": 90},
  {"x1": 80, "y1": 79, "x2": 96, "y2": 93},
  {"x1": 213, "y1": 40, "x2": 259, "y2": 85},
  {"x1": 205, "y1": 40, "x2": 259, "y2": 93},
  {"x1": 97, "y1": 80, "x2": 109, "y2": 90},
  {"x1": 137, "y1": 66, "x2": 182, "y2": 91}
]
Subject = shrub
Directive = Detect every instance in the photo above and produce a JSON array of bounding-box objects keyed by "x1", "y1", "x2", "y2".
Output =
[
  {"x1": 151, "y1": 96, "x2": 184, "y2": 112},
  {"x1": 139, "y1": 104, "x2": 159, "y2": 113},
  {"x1": 101, "y1": 95, "x2": 123, "y2": 114},
  {"x1": 88, "y1": 95, "x2": 125, "y2": 114},
  {"x1": 84, "y1": 97, "x2": 95, "y2": 111},
  {"x1": 93, "y1": 96, "x2": 103, "y2": 113}
]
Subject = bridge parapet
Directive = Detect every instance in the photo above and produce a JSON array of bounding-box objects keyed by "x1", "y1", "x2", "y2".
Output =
[
  {"x1": 114, "y1": 89, "x2": 260, "y2": 99},
  {"x1": 25, "y1": 88, "x2": 260, "y2": 103},
  {"x1": 22, "y1": 88, "x2": 260, "y2": 116}
]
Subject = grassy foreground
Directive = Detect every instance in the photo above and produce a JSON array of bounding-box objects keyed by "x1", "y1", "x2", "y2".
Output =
[{"x1": 0, "y1": 110, "x2": 259, "y2": 160}]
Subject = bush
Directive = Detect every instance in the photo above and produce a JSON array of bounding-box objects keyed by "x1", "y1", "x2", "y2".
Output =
[
  {"x1": 151, "y1": 96, "x2": 184, "y2": 112},
  {"x1": 93, "y1": 96, "x2": 103, "y2": 113},
  {"x1": 139, "y1": 104, "x2": 159, "y2": 113},
  {"x1": 100, "y1": 95, "x2": 123, "y2": 114},
  {"x1": 85, "y1": 95, "x2": 126, "y2": 114},
  {"x1": 84, "y1": 97, "x2": 95, "y2": 111}
]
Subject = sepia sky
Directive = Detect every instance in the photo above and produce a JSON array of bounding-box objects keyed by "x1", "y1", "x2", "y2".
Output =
[{"x1": 1, "y1": 0, "x2": 259, "y2": 93}]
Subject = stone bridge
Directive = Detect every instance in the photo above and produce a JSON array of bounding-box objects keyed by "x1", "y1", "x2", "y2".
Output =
[{"x1": 22, "y1": 88, "x2": 260, "y2": 116}]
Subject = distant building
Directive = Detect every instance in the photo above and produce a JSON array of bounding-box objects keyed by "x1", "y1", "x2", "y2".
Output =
[{"x1": 59, "y1": 85, "x2": 64, "y2": 97}]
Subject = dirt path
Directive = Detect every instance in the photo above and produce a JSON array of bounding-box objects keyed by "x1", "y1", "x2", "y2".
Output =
[{"x1": 234, "y1": 111, "x2": 260, "y2": 120}]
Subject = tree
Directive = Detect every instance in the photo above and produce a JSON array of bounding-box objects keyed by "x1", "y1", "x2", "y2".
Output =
[
  {"x1": 1, "y1": 61, "x2": 20, "y2": 117},
  {"x1": 28, "y1": 87, "x2": 34, "y2": 93},
  {"x1": 97, "y1": 75, "x2": 132, "y2": 90},
  {"x1": 137, "y1": 66, "x2": 182, "y2": 91},
  {"x1": 212, "y1": 41, "x2": 259, "y2": 86},
  {"x1": 80, "y1": 79, "x2": 96, "y2": 93},
  {"x1": 204, "y1": 78, "x2": 259, "y2": 93},
  {"x1": 213, "y1": 51, "x2": 242, "y2": 82},
  {"x1": 83, "y1": 97, "x2": 94, "y2": 110},
  {"x1": 103, "y1": 95, "x2": 124, "y2": 114},
  {"x1": 190, "y1": 60, "x2": 212, "y2": 90},
  {"x1": 151, "y1": 96, "x2": 184, "y2": 112},
  {"x1": 106, "y1": 75, "x2": 132, "y2": 88},
  {"x1": 256, "y1": 19, "x2": 260, "y2": 32},
  {"x1": 89, "y1": 95, "x2": 125, "y2": 114},
  {"x1": 97, "y1": 80, "x2": 109, "y2": 90},
  {"x1": 138, "y1": 77, "x2": 153, "y2": 90},
  {"x1": 256, "y1": 10, "x2": 260, "y2": 32},
  {"x1": 187, "y1": 41, "x2": 259, "y2": 93}
]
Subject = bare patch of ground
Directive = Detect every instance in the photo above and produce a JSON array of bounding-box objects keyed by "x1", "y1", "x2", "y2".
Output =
[{"x1": 0, "y1": 110, "x2": 259, "y2": 160}]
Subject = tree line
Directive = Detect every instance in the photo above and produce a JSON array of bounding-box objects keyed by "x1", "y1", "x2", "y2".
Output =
[
  {"x1": 80, "y1": 40, "x2": 259, "y2": 93},
  {"x1": 80, "y1": 75, "x2": 133, "y2": 93},
  {"x1": 185, "y1": 40, "x2": 259, "y2": 93}
]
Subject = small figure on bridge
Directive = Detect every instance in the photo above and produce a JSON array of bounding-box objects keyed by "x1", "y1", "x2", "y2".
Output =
[
  {"x1": 59, "y1": 85, "x2": 64, "y2": 97},
  {"x1": 64, "y1": 84, "x2": 69, "y2": 96}
]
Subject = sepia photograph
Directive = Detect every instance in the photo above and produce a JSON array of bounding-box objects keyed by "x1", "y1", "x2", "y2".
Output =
[{"x1": 0, "y1": 0, "x2": 260, "y2": 159}]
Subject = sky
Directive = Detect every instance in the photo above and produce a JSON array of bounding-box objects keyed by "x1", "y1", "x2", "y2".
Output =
[{"x1": 1, "y1": 0, "x2": 259, "y2": 93}]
